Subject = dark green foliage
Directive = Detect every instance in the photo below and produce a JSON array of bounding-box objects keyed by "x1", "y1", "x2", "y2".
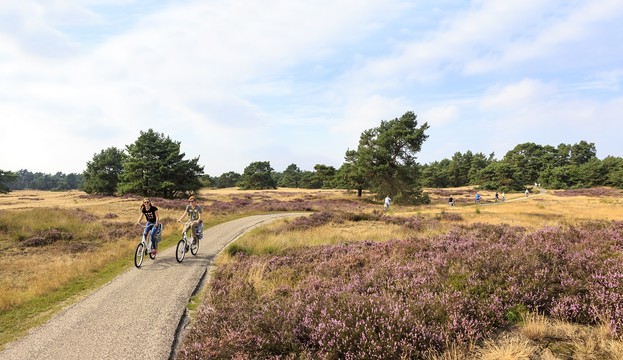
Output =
[
  {"x1": 237, "y1": 161, "x2": 276, "y2": 190},
  {"x1": 503, "y1": 142, "x2": 550, "y2": 184},
  {"x1": 299, "y1": 170, "x2": 321, "y2": 189},
  {"x1": 82, "y1": 147, "x2": 126, "y2": 195},
  {"x1": 214, "y1": 171, "x2": 241, "y2": 188},
  {"x1": 420, "y1": 151, "x2": 496, "y2": 188},
  {"x1": 420, "y1": 140, "x2": 621, "y2": 190},
  {"x1": 4, "y1": 169, "x2": 83, "y2": 191},
  {"x1": 420, "y1": 159, "x2": 452, "y2": 188},
  {"x1": 199, "y1": 174, "x2": 215, "y2": 188},
  {"x1": 277, "y1": 164, "x2": 302, "y2": 188},
  {"x1": 0, "y1": 170, "x2": 17, "y2": 193},
  {"x1": 312, "y1": 164, "x2": 337, "y2": 189},
  {"x1": 447, "y1": 151, "x2": 495, "y2": 187},
  {"x1": 339, "y1": 151, "x2": 369, "y2": 196},
  {"x1": 603, "y1": 156, "x2": 623, "y2": 188},
  {"x1": 344, "y1": 111, "x2": 429, "y2": 204},
  {"x1": 475, "y1": 161, "x2": 525, "y2": 191},
  {"x1": 569, "y1": 140, "x2": 597, "y2": 165},
  {"x1": 117, "y1": 129, "x2": 204, "y2": 198}
]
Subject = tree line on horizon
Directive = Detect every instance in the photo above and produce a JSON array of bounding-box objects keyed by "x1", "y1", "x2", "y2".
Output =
[{"x1": 2, "y1": 111, "x2": 622, "y2": 201}]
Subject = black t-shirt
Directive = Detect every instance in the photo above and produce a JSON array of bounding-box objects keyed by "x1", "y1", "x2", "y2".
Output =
[{"x1": 142, "y1": 205, "x2": 158, "y2": 224}]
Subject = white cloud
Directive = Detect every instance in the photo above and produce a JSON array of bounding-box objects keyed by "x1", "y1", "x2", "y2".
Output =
[
  {"x1": 332, "y1": 95, "x2": 412, "y2": 134},
  {"x1": 1, "y1": 0, "x2": 622, "y2": 175},
  {"x1": 421, "y1": 105, "x2": 459, "y2": 127},
  {"x1": 479, "y1": 79, "x2": 556, "y2": 110}
]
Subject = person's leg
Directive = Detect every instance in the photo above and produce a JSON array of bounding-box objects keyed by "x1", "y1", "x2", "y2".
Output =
[
  {"x1": 147, "y1": 223, "x2": 157, "y2": 250},
  {"x1": 189, "y1": 220, "x2": 196, "y2": 237}
]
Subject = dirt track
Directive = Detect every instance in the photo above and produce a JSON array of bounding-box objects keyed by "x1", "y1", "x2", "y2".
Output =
[{"x1": 0, "y1": 213, "x2": 306, "y2": 360}]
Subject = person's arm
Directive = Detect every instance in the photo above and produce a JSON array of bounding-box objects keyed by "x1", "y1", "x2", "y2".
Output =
[
  {"x1": 137, "y1": 212, "x2": 144, "y2": 225},
  {"x1": 178, "y1": 206, "x2": 187, "y2": 222},
  {"x1": 154, "y1": 210, "x2": 160, "y2": 226}
]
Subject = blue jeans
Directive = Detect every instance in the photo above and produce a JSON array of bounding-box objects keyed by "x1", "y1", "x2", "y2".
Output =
[{"x1": 143, "y1": 223, "x2": 159, "y2": 249}]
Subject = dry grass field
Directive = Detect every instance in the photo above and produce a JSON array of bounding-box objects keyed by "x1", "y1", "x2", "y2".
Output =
[{"x1": 2, "y1": 186, "x2": 623, "y2": 357}]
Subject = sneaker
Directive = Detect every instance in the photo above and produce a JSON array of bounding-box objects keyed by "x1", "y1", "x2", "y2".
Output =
[{"x1": 152, "y1": 248, "x2": 157, "y2": 256}]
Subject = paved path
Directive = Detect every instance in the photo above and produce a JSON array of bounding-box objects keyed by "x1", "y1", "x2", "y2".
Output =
[
  {"x1": 469, "y1": 188, "x2": 547, "y2": 206},
  {"x1": 0, "y1": 213, "x2": 306, "y2": 360}
]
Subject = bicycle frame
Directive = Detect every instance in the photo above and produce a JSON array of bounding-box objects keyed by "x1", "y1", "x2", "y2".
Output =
[
  {"x1": 176, "y1": 220, "x2": 200, "y2": 263},
  {"x1": 135, "y1": 223, "x2": 158, "y2": 268}
]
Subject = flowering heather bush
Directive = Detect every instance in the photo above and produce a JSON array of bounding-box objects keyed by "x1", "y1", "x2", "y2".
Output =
[
  {"x1": 178, "y1": 221, "x2": 623, "y2": 359},
  {"x1": 425, "y1": 189, "x2": 457, "y2": 197},
  {"x1": 86, "y1": 191, "x2": 375, "y2": 215},
  {"x1": 21, "y1": 228, "x2": 73, "y2": 247},
  {"x1": 435, "y1": 211, "x2": 464, "y2": 222},
  {"x1": 277, "y1": 212, "x2": 442, "y2": 233},
  {"x1": 381, "y1": 214, "x2": 440, "y2": 231},
  {"x1": 426, "y1": 189, "x2": 475, "y2": 198},
  {"x1": 278, "y1": 211, "x2": 337, "y2": 232},
  {"x1": 554, "y1": 187, "x2": 623, "y2": 197},
  {"x1": 205, "y1": 197, "x2": 363, "y2": 215}
]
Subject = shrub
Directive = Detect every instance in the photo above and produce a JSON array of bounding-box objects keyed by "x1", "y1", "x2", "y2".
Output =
[{"x1": 178, "y1": 221, "x2": 623, "y2": 359}]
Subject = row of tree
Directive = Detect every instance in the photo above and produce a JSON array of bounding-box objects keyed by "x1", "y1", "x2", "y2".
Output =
[
  {"x1": 2, "y1": 111, "x2": 622, "y2": 202},
  {"x1": 5, "y1": 170, "x2": 84, "y2": 192},
  {"x1": 420, "y1": 141, "x2": 623, "y2": 190},
  {"x1": 78, "y1": 111, "x2": 430, "y2": 203},
  {"x1": 82, "y1": 129, "x2": 204, "y2": 198},
  {"x1": 199, "y1": 111, "x2": 430, "y2": 204}
]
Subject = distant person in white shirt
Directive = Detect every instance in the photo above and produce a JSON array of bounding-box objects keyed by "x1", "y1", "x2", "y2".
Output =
[{"x1": 384, "y1": 196, "x2": 392, "y2": 211}]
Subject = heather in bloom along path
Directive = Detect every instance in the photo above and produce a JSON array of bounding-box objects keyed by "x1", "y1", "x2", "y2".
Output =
[{"x1": 178, "y1": 219, "x2": 623, "y2": 359}]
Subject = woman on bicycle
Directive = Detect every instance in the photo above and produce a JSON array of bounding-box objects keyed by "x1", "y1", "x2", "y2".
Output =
[
  {"x1": 178, "y1": 195, "x2": 202, "y2": 238},
  {"x1": 137, "y1": 198, "x2": 160, "y2": 255}
]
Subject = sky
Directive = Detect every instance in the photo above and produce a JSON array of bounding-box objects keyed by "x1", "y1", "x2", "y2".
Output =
[{"x1": 1, "y1": 0, "x2": 622, "y2": 176}]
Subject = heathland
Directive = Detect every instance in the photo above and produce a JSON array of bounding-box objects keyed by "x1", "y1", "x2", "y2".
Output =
[{"x1": 1, "y1": 187, "x2": 622, "y2": 359}]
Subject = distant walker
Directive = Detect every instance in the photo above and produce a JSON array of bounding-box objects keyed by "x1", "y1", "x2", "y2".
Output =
[{"x1": 384, "y1": 196, "x2": 392, "y2": 211}]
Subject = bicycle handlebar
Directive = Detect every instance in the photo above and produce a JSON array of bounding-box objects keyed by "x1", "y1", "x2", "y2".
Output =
[{"x1": 137, "y1": 223, "x2": 160, "y2": 228}]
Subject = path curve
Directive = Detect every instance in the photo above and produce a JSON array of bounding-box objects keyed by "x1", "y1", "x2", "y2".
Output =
[{"x1": 0, "y1": 213, "x2": 307, "y2": 360}]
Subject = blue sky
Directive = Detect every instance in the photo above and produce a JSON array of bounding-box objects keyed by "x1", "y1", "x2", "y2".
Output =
[{"x1": 1, "y1": 0, "x2": 622, "y2": 176}]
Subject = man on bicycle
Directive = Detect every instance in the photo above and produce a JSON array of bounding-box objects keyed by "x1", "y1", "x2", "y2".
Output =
[{"x1": 178, "y1": 195, "x2": 202, "y2": 239}]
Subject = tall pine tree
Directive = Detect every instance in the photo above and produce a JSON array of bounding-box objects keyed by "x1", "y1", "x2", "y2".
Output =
[{"x1": 118, "y1": 129, "x2": 204, "y2": 198}]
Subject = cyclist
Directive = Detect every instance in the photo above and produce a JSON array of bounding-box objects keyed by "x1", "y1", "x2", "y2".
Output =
[
  {"x1": 178, "y1": 195, "x2": 202, "y2": 239},
  {"x1": 136, "y1": 198, "x2": 160, "y2": 255}
]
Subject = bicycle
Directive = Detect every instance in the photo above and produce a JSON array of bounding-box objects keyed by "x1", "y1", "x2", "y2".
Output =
[
  {"x1": 135, "y1": 223, "x2": 161, "y2": 268},
  {"x1": 176, "y1": 220, "x2": 201, "y2": 263}
]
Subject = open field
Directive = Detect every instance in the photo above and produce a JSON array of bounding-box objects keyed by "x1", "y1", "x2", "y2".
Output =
[
  {"x1": 1, "y1": 187, "x2": 623, "y2": 358},
  {"x1": 178, "y1": 187, "x2": 623, "y2": 359}
]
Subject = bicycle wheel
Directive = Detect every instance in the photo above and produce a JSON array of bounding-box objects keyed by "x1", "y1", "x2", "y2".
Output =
[
  {"x1": 190, "y1": 237, "x2": 199, "y2": 255},
  {"x1": 176, "y1": 239, "x2": 186, "y2": 263},
  {"x1": 135, "y1": 243, "x2": 145, "y2": 268}
]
